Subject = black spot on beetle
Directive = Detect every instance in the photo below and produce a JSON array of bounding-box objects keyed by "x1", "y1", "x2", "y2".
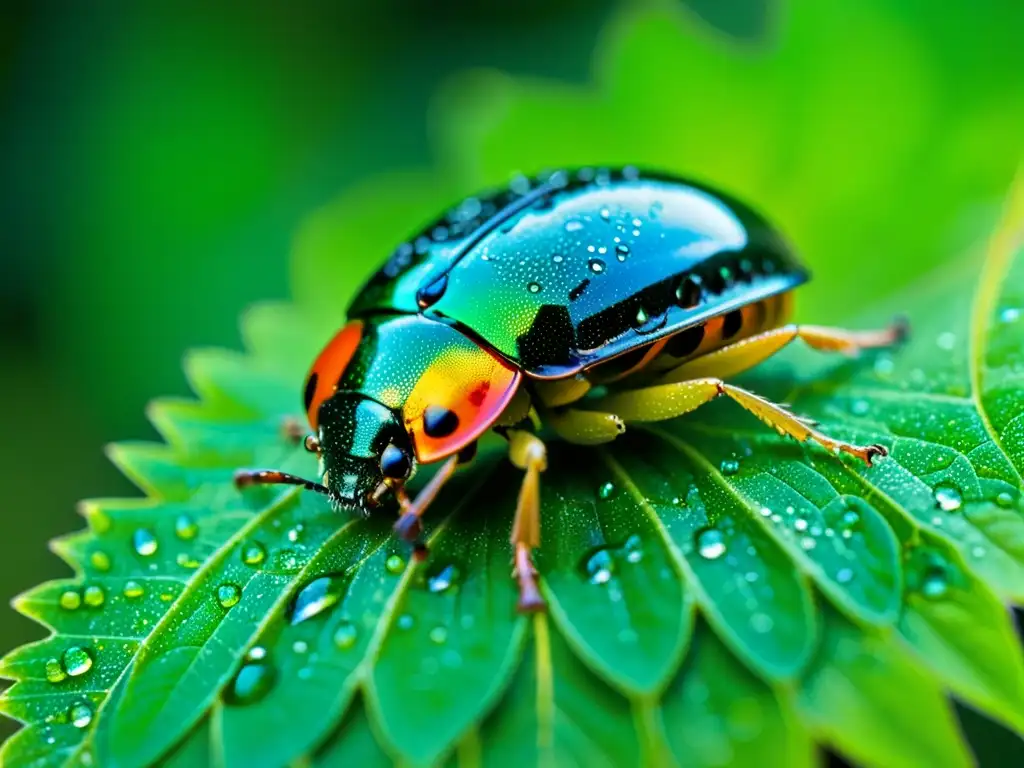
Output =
[
  {"x1": 666, "y1": 324, "x2": 705, "y2": 358},
  {"x1": 722, "y1": 310, "x2": 743, "y2": 340},
  {"x1": 303, "y1": 373, "x2": 318, "y2": 413},
  {"x1": 423, "y1": 406, "x2": 460, "y2": 438}
]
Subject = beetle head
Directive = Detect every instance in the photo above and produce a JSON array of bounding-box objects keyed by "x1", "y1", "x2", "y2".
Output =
[{"x1": 316, "y1": 392, "x2": 415, "y2": 512}]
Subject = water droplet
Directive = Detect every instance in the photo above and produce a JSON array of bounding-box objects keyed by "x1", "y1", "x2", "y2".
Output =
[
  {"x1": 552, "y1": 254, "x2": 564, "y2": 264},
  {"x1": 292, "y1": 640, "x2": 308, "y2": 654},
  {"x1": 564, "y1": 220, "x2": 584, "y2": 233},
  {"x1": 873, "y1": 356, "x2": 895, "y2": 377},
  {"x1": 427, "y1": 564, "x2": 461, "y2": 594},
  {"x1": 132, "y1": 528, "x2": 158, "y2": 557},
  {"x1": 597, "y1": 481, "x2": 617, "y2": 500},
  {"x1": 245, "y1": 646, "x2": 267, "y2": 662},
  {"x1": 288, "y1": 574, "x2": 346, "y2": 625},
  {"x1": 584, "y1": 549, "x2": 615, "y2": 585},
  {"x1": 273, "y1": 549, "x2": 300, "y2": 572},
  {"x1": 800, "y1": 537, "x2": 817, "y2": 551},
  {"x1": 1000, "y1": 307, "x2": 1020, "y2": 324},
  {"x1": 217, "y1": 584, "x2": 242, "y2": 609},
  {"x1": 936, "y1": 332, "x2": 956, "y2": 351},
  {"x1": 624, "y1": 534, "x2": 644, "y2": 564},
  {"x1": 385, "y1": 554, "x2": 406, "y2": 574},
  {"x1": 176, "y1": 552, "x2": 200, "y2": 569},
  {"x1": 836, "y1": 567, "x2": 855, "y2": 584},
  {"x1": 174, "y1": 514, "x2": 198, "y2": 540},
  {"x1": 416, "y1": 273, "x2": 449, "y2": 309},
  {"x1": 397, "y1": 614, "x2": 415, "y2": 631},
  {"x1": 921, "y1": 569, "x2": 949, "y2": 599},
  {"x1": 633, "y1": 306, "x2": 649, "y2": 326},
  {"x1": 599, "y1": 207, "x2": 611, "y2": 221},
  {"x1": 62, "y1": 647, "x2": 93, "y2": 677},
  {"x1": 527, "y1": 281, "x2": 543, "y2": 294},
  {"x1": 226, "y1": 662, "x2": 275, "y2": 705},
  {"x1": 588, "y1": 258, "x2": 606, "y2": 273},
  {"x1": 793, "y1": 518, "x2": 809, "y2": 532},
  {"x1": 90, "y1": 551, "x2": 111, "y2": 572},
  {"x1": 695, "y1": 528, "x2": 727, "y2": 560},
  {"x1": 123, "y1": 580, "x2": 144, "y2": 599},
  {"x1": 851, "y1": 399, "x2": 870, "y2": 416},
  {"x1": 720, "y1": 459, "x2": 740, "y2": 476},
  {"x1": 83, "y1": 586, "x2": 105, "y2": 608},
  {"x1": 934, "y1": 485, "x2": 963, "y2": 512},
  {"x1": 615, "y1": 244, "x2": 630, "y2": 261},
  {"x1": 242, "y1": 542, "x2": 266, "y2": 566},
  {"x1": 70, "y1": 702, "x2": 93, "y2": 729},
  {"x1": 996, "y1": 492, "x2": 1015, "y2": 508},
  {"x1": 60, "y1": 590, "x2": 82, "y2": 611},
  {"x1": 333, "y1": 622, "x2": 358, "y2": 649},
  {"x1": 429, "y1": 626, "x2": 448, "y2": 644},
  {"x1": 45, "y1": 658, "x2": 66, "y2": 683},
  {"x1": 287, "y1": 524, "x2": 303, "y2": 543},
  {"x1": 750, "y1": 613, "x2": 773, "y2": 633}
]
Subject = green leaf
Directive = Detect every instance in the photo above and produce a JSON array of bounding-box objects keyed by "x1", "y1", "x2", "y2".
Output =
[{"x1": 4, "y1": 8, "x2": 1024, "y2": 765}]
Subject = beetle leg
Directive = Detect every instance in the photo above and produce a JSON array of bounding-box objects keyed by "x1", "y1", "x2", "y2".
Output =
[
  {"x1": 507, "y1": 429, "x2": 548, "y2": 612},
  {"x1": 393, "y1": 454, "x2": 460, "y2": 559},
  {"x1": 542, "y1": 405, "x2": 626, "y2": 445},
  {"x1": 594, "y1": 378, "x2": 887, "y2": 466},
  {"x1": 657, "y1": 317, "x2": 908, "y2": 384}
]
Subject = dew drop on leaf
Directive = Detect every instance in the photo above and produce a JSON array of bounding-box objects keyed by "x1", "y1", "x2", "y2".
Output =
[
  {"x1": 720, "y1": 458, "x2": 740, "y2": 476},
  {"x1": 934, "y1": 484, "x2": 963, "y2": 512},
  {"x1": 426, "y1": 563, "x2": 461, "y2": 594},
  {"x1": 385, "y1": 554, "x2": 406, "y2": 574},
  {"x1": 800, "y1": 537, "x2": 817, "y2": 551},
  {"x1": 70, "y1": 702, "x2": 93, "y2": 729},
  {"x1": 397, "y1": 614, "x2": 415, "y2": 630},
  {"x1": 132, "y1": 528, "x2": 158, "y2": 557},
  {"x1": 174, "y1": 514, "x2": 198, "y2": 540},
  {"x1": 623, "y1": 534, "x2": 644, "y2": 563},
  {"x1": 429, "y1": 626, "x2": 448, "y2": 645},
  {"x1": 921, "y1": 569, "x2": 950, "y2": 599},
  {"x1": 45, "y1": 658, "x2": 66, "y2": 683},
  {"x1": 83, "y1": 586, "x2": 105, "y2": 608},
  {"x1": 245, "y1": 646, "x2": 267, "y2": 662},
  {"x1": 176, "y1": 552, "x2": 200, "y2": 569},
  {"x1": 288, "y1": 574, "x2": 346, "y2": 625},
  {"x1": 851, "y1": 399, "x2": 870, "y2": 416},
  {"x1": 122, "y1": 580, "x2": 144, "y2": 599},
  {"x1": 995, "y1": 492, "x2": 1016, "y2": 508},
  {"x1": 62, "y1": 646, "x2": 93, "y2": 677},
  {"x1": 59, "y1": 590, "x2": 81, "y2": 611},
  {"x1": 750, "y1": 612, "x2": 773, "y2": 633},
  {"x1": 89, "y1": 550, "x2": 111, "y2": 571},
  {"x1": 226, "y1": 662, "x2": 275, "y2": 705},
  {"x1": 597, "y1": 481, "x2": 617, "y2": 500},
  {"x1": 583, "y1": 548, "x2": 615, "y2": 584},
  {"x1": 242, "y1": 542, "x2": 267, "y2": 566},
  {"x1": 793, "y1": 518, "x2": 808, "y2": 532},
  {"x1": 695, "y1": 528, "x2": 727, "y2": 560},
  {"x1": 1000, "y1": 307, "x2": 1020, "y2": 324},
  {"x1": 333, "y1": 622, "x2": 358, "y2": 650},
  {"x1": 287, "y1": 524, "x2": 304, "y2": 543},
  {"x1": 292, "y1": 640, "x2": 308, "y2": 654},
  {"x1": 216, "y1": 584, "x2": 242, "y2": 609},
  {"x1": 836, "y1": 567, "x2": 855, "y2": 584}
]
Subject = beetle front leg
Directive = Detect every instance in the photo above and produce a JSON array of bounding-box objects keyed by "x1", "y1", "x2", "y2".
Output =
[
  {"x1": 506, "y1": 429, "x2": 548, "y2": 613},
  {"x1": 594, "y1": 378, "x2": 887, "y2": 466}
]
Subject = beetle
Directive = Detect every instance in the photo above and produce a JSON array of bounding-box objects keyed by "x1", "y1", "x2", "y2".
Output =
[{"x1": 236, "y1": 167, "x2": 906, "y2": 612}]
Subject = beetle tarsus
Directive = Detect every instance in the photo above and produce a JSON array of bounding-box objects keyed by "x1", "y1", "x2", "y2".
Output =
[{"x1": 513, "y1": 543, "x2": 546, "y2": 613}]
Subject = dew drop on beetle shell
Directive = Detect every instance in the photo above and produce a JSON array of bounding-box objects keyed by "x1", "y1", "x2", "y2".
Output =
[
  {"x1": 527, "y1": 282, "x2": 543, "y2": 294},
  {"x1": 416, "y1": 273, "x2": 449, "y2": 309},
  {"x1": 588, "y1": 258, "x2": 606, "y2": 273},
  {"x1": 564, "y1": 220, "x2": 584, "y2": 233}
]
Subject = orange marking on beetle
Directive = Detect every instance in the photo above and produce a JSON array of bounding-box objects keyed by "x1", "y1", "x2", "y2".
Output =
[{"x1": 304, "y1": 320, "x2": 363, "y2": 430}]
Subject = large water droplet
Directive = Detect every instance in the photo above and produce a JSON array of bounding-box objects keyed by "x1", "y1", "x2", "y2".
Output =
[
  {"x1": 934, "y1": 485, "x2": 963, "y2": 512},
  {"x1": 60, "y1": 590, "x2": 82, "y2": 611},
  {"x1": 288, "y1": 574, "x2": 346, "y2": 625},
  {"x1": 123, "y1": 580, "x2": 144, "y2": 599},
  {"x1": 416, "y1": 273, "x2": 449, "y2": 309},
  {"x1": 584, "y1": 549, "x2": 615, "y2": 585},
  {"x1": 334, "y1": 622, "x2": 358, "y2": 650},
  {"x1": 426, "y1": 564, "x2": 461, "y2": 594},
  {"x1": 995, "y1": 491, "x2": 1015, "y2": 508},
  {"x1": 386, "y1": 554, "x2": 406, "y2": 574},
  {"x1": 695, "y1": 528, "x2": 727, "y2": 560},
  {"x1": 245, "y1": 646, "x2": 267, "y2": 662},
  {"x1": 597, "y1": 481, "x2": 617, "y2": 500},
  {"x1": 588, "y1": 258, "x2": 606, "y2": 274},
  {"x1": 615, "y1": 243, "x2": 630, "y2": 261},
  {"x1": 242, "y1": 542, "x2": 267, "y2": 566},
  {"x1": 62, "y1": 647, "x2": 93, "y2": 677},
  {"x1": 226, "y1": 662, "x2": 275, "y2": 705},
  {"x1": 132, "y1": 528, "x2": 158, "y2": 557},
  {"x1": 70, "y1": 702, "x2": 93, "y2": 729},
  {"x1": 217, "y1": 584, "x2": 242, "y2": 609},
  {"x1": 45, "y1": 658, "x2": 66, "y2": 683},
  {"x1": 83, "y1": 586, "x2": 105, "y2": 608},
  {"x1": 174, "y1": 514, "x2": 198, "y2": 540}
]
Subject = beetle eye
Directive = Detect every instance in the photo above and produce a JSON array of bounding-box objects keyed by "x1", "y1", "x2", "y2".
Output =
[{"x1": 380, "y1": 443, "x2": 411, "y2": 480}]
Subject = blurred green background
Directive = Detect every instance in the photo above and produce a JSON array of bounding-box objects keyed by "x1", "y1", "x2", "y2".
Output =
[{"x1": 1, "y1": 0, "x2": 1022, "y2": 750}]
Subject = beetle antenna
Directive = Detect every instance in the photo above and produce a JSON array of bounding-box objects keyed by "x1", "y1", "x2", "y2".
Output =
[{"x1": 234, "y1": 469, "x2": 339, "y2": 503}]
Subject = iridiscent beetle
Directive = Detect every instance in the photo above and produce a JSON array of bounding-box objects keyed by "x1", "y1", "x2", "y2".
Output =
[{"x1": 236, "y1": 167, "x2": 906, "y2": 612}]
